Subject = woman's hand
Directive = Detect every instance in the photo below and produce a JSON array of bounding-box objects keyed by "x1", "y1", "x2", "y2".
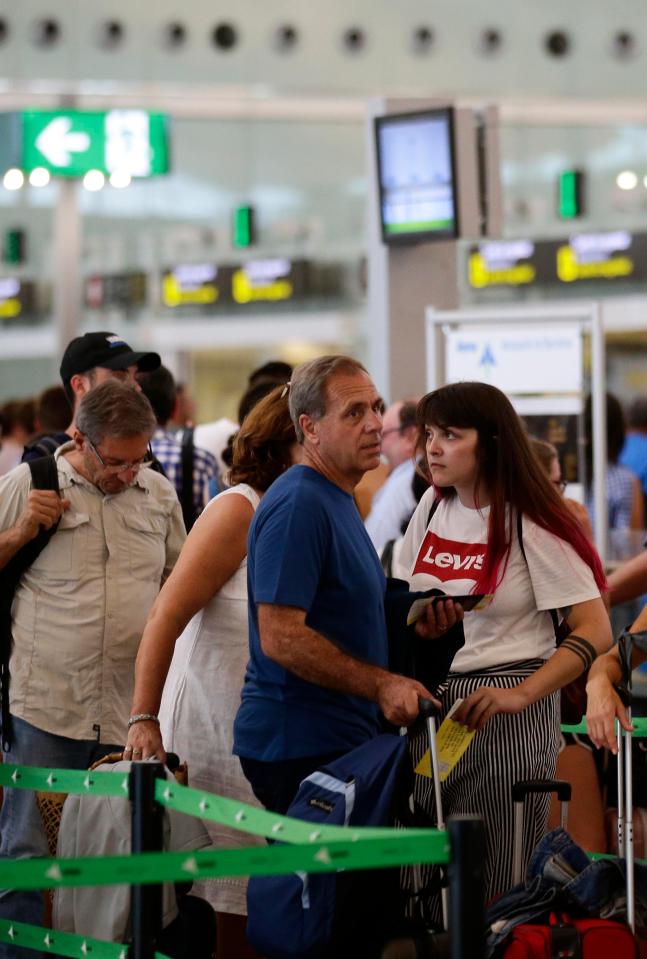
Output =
[
  {"x1": 586, "y1": 674, "x2": 633, "y2": 753},
  {"x1": 453, "y1": 685, "x2": 529, "y2": 731},
  {"x1": 415, "y1": 599, "x2": 464, "y2": 640},
  {"x1": 123, "y1": 720, "x2": 166, "y2": 762}
]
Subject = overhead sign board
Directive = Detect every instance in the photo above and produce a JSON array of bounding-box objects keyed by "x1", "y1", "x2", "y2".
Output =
[
  {"x1": 161, "y1": 259, "x2": 312, "y2": 309},
  {"x1": 85, "y1": 273, "x2": 147, "y2": 310},
  {"x1": 231, "y1": 258, "x2": 307, "y2": 304},
  {"x1": 468, "y1": 239, "x2": 555, "y2": 289},
  {"x1": 445, "y1": 323, "x2": 583, "y2": 395},
  {"x1": 0, "y1": 278, "x2": 35, "y2": 319},
  {"x1": 556, "y1": 230, "x2": 637, "y2": 283},
  {"x1": 162, "y1": 264, "x2": 233, "y2": 309},
  {"x1": 0, "y1": 110, "x2": 170, "y2": 178},
  {"x1": 468, "y1": 231, "x2": 647, "y2": 290}
]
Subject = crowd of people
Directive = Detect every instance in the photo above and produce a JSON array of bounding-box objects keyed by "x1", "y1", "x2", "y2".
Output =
[{"x1": 1, "y1": 333, "x2": 647, "y2": 957}]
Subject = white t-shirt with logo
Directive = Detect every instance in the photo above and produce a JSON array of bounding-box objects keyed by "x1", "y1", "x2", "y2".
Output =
[{"x1": 396, "y1": 489, "x2": 600, "y2": 673}]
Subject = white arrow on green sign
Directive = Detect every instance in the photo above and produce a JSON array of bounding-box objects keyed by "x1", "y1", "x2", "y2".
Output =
[{"x1": 18, "y1": 109, "x2": 170, "y2": 178}]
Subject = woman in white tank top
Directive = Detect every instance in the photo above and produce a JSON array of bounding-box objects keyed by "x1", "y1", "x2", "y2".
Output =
[{"x1": 123, "y1": 385, "x2": 297, "y2": 956}]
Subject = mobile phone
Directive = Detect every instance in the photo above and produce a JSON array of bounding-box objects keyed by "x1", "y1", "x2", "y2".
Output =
[
  {"x1": 407, "y1": 592, "x2": 493, "y2": 626},
  {"x1": 429, "y1": 593, "x2": 490, "y2": 612}
]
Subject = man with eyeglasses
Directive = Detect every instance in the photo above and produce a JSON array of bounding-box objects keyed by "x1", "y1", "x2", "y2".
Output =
[
  {"x1": 365, "y1": 398, "x2": 420, "y2": 554},
  {"x1": 0, "y1": 379, "x2": 185, "y2": 950}
]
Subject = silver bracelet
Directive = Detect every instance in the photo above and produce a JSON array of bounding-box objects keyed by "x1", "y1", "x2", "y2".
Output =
[{"x1": 127, "y1": 713, "x2": 159, "y2": 728}]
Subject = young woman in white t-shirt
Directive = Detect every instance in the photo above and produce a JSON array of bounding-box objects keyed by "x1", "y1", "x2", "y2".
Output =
[{"x1": 397, "y1": 381, "x2": 611, "y2": 901}]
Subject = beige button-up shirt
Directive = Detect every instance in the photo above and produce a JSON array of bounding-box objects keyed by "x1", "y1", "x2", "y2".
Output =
[{"x1": 0, "y1": 444, "x2": 186, "y2": 745}]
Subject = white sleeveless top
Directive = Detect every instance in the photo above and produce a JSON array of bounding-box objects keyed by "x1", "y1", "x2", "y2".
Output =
[{"x1": 159, "y1": 483, "x2": 261, "y2": 915}]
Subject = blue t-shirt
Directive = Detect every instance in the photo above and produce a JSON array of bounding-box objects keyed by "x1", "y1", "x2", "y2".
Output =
[
  {"x1": 620, "y1": 432, "x2": 647, "y2": 495},
  {"x1": 233, "y1": 465, "x2": 388, "y2": 761}
]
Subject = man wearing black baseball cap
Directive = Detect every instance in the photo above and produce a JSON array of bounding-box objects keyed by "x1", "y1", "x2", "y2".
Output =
[{"x1": 23, "y1": 332, "x2": 160, "y2": 462}]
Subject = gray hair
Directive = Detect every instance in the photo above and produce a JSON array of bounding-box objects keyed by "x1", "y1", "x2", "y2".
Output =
[
  {"x1": 288, "y1": 354, "x2": 368, "y2": 443},
  {"x1": 76, "y1": 379, "x2": 156, "y2": 444}
]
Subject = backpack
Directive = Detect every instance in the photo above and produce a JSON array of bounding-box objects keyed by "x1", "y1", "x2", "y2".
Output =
[
  {"x1": 0, "y1": 456, "x2": 61, "y2": 750},
  {"x1": 246, "y1": 733, "x2": 411, "y2": 959}
]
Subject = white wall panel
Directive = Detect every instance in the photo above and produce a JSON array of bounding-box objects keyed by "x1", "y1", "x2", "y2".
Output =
[{"x1": 0, "y1": 0, "x2": 645, "y2": 98}]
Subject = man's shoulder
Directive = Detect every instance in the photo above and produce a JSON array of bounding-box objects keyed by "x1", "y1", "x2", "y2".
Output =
[
  {"x1": 253, "y1": 468, "x2": 330, "y2": 529},
  {"x1": 192, "y1": 443, "x2": 218, "y2": 474},
  {"x1": 150, "y1": 431, "x2": 182, "y2": 459},
  {"x1": 0, "y1": 461, "x2": 31, "y2": 492},
  {"x1": 135, "y1": 466, "x2": 182, "y2": 510},
  {"x1": 22, "y1": 432, "x2": 70, "y2": 463}
]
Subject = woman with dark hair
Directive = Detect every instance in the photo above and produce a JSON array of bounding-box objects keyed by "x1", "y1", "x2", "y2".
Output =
[
  {"x1": 396, "y1": 381, "x2": 611, "y2": 899},
  {"x1": 123, "y1": 385, "x2": 296, "y2": 958}
]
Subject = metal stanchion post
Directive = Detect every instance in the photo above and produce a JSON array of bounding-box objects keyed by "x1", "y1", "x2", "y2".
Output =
[
  {"x1": 130, "y1": 761, "x2": 165, "y2": 959},
  {"x1": 449, "y1": 816, "x2": 485, "y2": 959}
]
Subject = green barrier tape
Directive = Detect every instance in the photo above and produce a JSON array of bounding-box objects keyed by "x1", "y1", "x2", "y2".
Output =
[
  {"x1": 0, "y1": 832, "x2": 449, "y2": 892},
  {"x1": 0, "y1": 764, "x2": 128, "y2": 797},
  {"x1": 154, "y1": 778, "x2": 443, "y2": 844},
  {"x1": 561, "y1": 717, "x2": 647, "y2": 737},
  {"x1": 0, "y1": 920, "x2": 171, "y2": 959},
  {"x1": 0, "y1": 763, "x2": 441, "y2": 846}
]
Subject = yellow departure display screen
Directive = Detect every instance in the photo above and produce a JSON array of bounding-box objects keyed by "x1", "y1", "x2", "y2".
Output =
[
  {"x1": 556, "y1": 231, "x2": 634, "y2": 283},
  {"x1": 0, "y1": 278, "x2": 33, "y2": 319},
  {"x1": 468, "y1": 240, "x2": 538, "y2": 288},
  {"x1": 162, "y1": 264, "x2": 229, "y2": 308},
  {"x1": 467, "y1": 231, "x2": 647, "y2": 289},
  {"x1": 231, "y1": 259, "x2": 306, "y2": 304}
]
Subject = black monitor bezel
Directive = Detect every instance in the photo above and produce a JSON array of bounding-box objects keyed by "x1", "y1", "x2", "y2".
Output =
[{"x1": 374, "y1": 106, "x2": 460, "y2": 245}]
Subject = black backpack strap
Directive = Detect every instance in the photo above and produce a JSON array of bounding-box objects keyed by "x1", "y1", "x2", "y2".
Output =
[
  {"x1": 21, "y1": 434, "x2": 63, "y2": 462},
  {"x1": 426, "y1": 497, "x2": 440, "y2": 529},
  {"x1": 0, "y1": 456, "x2": 60, "y2": 751},
  {"x1": 180, "y1": 428, "x2": 195, "y2": 532}
]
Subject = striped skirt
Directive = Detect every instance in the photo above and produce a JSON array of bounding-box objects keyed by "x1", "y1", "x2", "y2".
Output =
[{"x1": 408, "y1": 659, "x2": 560, "y2": 906}]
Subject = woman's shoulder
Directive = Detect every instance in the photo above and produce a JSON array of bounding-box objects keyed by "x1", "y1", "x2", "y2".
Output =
[{"x1": 212, "y1": 483, "x2": 260, "y2": 511}]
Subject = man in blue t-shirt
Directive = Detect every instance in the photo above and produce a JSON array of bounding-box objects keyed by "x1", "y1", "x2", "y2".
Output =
[{"x1": 233, "y1": 354, "x2": 461, "y2": 814}]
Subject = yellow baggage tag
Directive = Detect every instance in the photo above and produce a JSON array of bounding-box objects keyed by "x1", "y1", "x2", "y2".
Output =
[{"x1": 415, "y1": 699, "x2": 476, "y2": 781}]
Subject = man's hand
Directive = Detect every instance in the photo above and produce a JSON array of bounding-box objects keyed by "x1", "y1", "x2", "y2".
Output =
[
  {"x1": 453, "y1": 685, "x2": 528, "y2": 731},
  {"x1": 123, "y1": 721, "x2": 166, "y2": 762},
  {"x1": 16, "y1": 490, "x2": 69, "y2": 545},
  {"x1": 415, "y1": 598, "x2": 464, "y2": 640},
  {"x1": 375, "y1": 674, "x2": 440, "y2": 726},
  {"x1": 586, "y1": 674, "x2": 633, "y2": 753}
]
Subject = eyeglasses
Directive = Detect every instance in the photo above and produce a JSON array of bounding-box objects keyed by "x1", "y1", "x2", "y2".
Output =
[
  {"x1": 553, "y1": 479, "x2": 568, "y2": 493},
  {"x1": 85, "y1": 436, "x2": 153, "y2": 474}
]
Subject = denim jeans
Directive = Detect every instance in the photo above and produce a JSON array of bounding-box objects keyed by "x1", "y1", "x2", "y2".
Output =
[
  {"x1": 0, "y1": 715, "x2": 122, "y2": 959},
  {"x1": 485, "y1": 827, "x2": 647, "y2": 957}
]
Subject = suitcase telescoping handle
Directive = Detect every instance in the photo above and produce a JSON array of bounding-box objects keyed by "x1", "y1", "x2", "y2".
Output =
[
  {"x1": 512, "y1": 779, "x2": 572, "y2": 887},
  {"x1": 417, "y1": 697, "x2": 444, "y2": 826},
  {"x1": 417, "y1": 696, "x2": 449, "y2": 931}
]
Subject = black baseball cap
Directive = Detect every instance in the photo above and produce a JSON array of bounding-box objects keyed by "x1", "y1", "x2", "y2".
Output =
[{"x1": 60, "y1": 332, "x2": 161, "y2": 384}]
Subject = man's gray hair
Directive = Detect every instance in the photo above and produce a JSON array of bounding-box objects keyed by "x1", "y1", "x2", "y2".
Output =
[
  {"x1": 288, "y1": 354, "x2": 368, "y2": 443},
  {"x1": 76, "y1": 379, "x2": 156, "y2": 444}
]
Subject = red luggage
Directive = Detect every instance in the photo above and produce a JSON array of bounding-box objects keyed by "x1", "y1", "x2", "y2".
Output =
[
  {"x1": 501, "y1": 713, "x2": 640, "y2": 959},
  {"x1": 504, "y1": 912, "x2": 637, "y2": 957}
]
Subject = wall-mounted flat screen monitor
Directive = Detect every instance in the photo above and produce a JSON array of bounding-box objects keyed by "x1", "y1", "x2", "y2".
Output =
[{"x1": 375, "y1": 107, "x2": 458, "y2": 243}]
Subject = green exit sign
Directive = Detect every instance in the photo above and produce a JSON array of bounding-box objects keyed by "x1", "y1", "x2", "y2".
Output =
[
  {"x1": 558, "y1": 169, "x2": 585, "y2": 219},
  {"x1": 0, "y1": 109, "x2": 170, "y2": 178}
]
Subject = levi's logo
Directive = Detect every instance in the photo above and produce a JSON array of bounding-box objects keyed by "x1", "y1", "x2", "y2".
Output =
[{"x1": 413, "y1": 531, "x2": 486, "y2": 582}]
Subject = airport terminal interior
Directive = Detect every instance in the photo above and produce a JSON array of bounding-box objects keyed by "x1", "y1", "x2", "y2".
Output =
[{"x1": 3, "y1": 1, "x2": 647, "y2": 956}]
